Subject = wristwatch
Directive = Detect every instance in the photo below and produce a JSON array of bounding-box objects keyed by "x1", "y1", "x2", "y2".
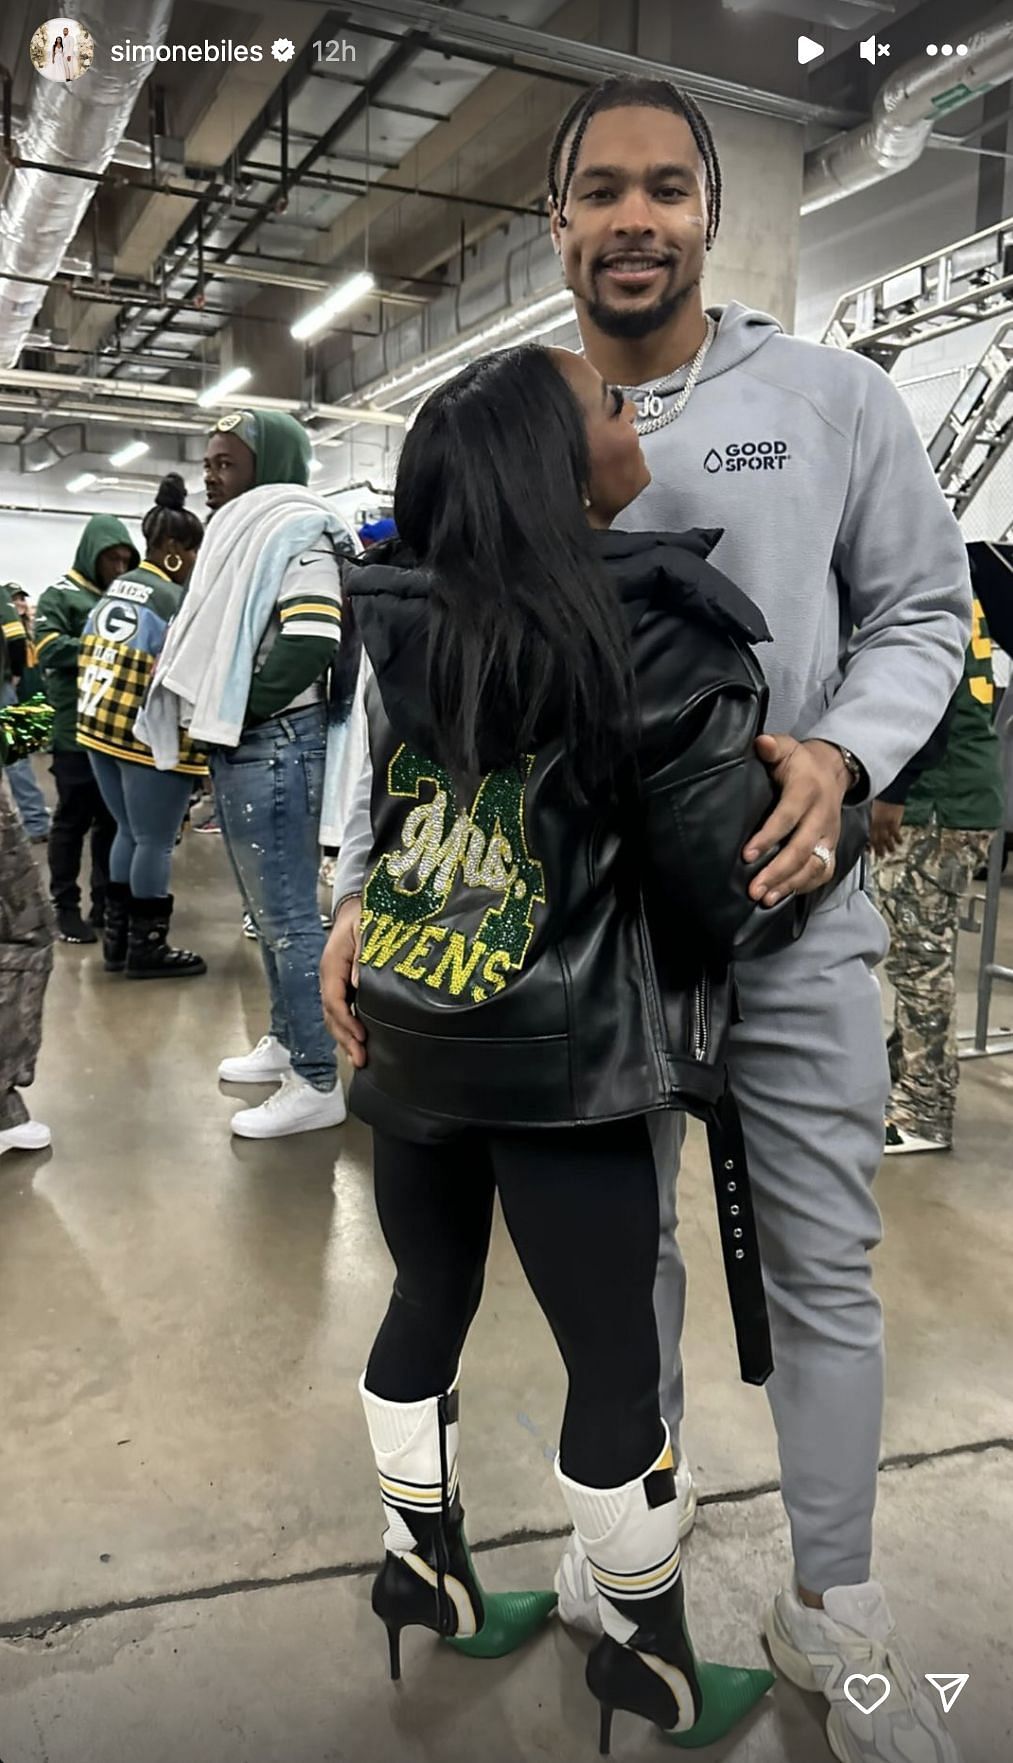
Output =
[{"x1": 833, "y1": 744, "x2": 865, "y2": 795}]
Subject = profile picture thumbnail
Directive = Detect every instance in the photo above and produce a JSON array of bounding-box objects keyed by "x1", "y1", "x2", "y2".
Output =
[{"x1": 30, "y1": 18, "x2": 94, "y2": 82}]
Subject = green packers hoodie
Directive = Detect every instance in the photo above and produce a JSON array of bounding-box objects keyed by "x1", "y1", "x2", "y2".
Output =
[{"x1": 35, "y1": 515, "x2": 139, "y2": 750}]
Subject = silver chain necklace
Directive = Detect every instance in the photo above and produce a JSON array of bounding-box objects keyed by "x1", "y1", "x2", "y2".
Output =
[{"x1": 622, "y1": 315, "x2": 717, "y2": 436}]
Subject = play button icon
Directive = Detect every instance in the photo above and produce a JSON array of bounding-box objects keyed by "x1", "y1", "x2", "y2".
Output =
[{"x1": 798, "y1": 35, "x2": 826, "y2": 65}]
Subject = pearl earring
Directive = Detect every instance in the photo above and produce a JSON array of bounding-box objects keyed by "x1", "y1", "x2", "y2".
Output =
[{"x1": 583, "y1": 495, "x2": 592, "y2": 509}]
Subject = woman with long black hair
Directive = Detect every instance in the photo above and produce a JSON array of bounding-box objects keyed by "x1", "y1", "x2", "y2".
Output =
[{"x1": 322, "y1": 344, "x2": 840, "y2": 1749}]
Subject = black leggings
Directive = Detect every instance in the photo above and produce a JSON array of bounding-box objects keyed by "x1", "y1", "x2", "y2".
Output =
[{"x1": 366, "y1": 1117, "x2": 664, "y2": 1488}]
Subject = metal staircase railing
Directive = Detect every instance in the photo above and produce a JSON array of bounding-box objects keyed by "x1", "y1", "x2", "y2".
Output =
[
  {"x1": 924, "y1": 319, "x2": 1013, "y2": 518},
  {"x1": 821, "y1": 215, "x2": 1013, "y2": 368}
]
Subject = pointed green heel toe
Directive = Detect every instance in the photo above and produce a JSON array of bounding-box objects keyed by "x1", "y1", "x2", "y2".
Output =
[
  {"x1": 664, "y1": 1659, "x2": 775, "y2": 1748},
  {"x1": 446, "y1": 1587, "x2": 558, "y2": 1658}
]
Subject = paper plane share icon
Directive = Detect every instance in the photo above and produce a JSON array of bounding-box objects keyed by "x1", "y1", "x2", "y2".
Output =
[{"x1": 925, "y1": 1674, "x2": 969, "y2": 1713}]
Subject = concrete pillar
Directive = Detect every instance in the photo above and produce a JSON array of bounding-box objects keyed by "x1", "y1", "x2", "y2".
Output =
[
  {"x1": 705, "y1": 108, "x2": 803, "y2": 333},
  {"x1": 633, "y1": 0, "x2": 806, "y2": 331}
]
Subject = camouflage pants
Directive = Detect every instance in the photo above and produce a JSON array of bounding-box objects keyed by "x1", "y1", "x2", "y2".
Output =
[
  {"x1": 876, "y1": 823, "x2": 994, "y2": 1144},
  {"x1": 0, "y1": 778, "x2": 55, "y2": 1129}
]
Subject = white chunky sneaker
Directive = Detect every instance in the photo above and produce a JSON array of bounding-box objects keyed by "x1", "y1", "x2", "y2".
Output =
[
  {"x1": 218, "y1": 1035, "x2": 292, "y2": 1085},
  {"x1": 883, "y1": 1122, "x2": 950, "y2": 1156},
  {"x1": 554, "y1": 1456, "x2": 697, "y2": 1635},
  {"x1": 764, "y1": 1581, "x2": 962, "y2": 1763},
  {"x1": 231, "y1": 1072, "x2": 347, "y2": 1139},
  {"x1": 0, "y1": 1118, "x2": 51, "y2": 1156}
]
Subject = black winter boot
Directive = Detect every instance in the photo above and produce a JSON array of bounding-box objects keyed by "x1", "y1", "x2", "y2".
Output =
[
  {"x1": 102, "y1": 882, "x2": 131, "y2": 973},
  {"x1": 126, "y1": 895, "x2": 206, "y2": 980},
  {"x1": 57, "y1": 905, "x2": 97, "y2": 944}
]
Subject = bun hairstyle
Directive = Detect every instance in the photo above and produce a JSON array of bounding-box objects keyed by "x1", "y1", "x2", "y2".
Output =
[
  {"x1": 154, "y1": 471, "x2": 186, "y2": 511},
  {"x1": 142, "y1": 472, "x2": 204, "y2": 553}
]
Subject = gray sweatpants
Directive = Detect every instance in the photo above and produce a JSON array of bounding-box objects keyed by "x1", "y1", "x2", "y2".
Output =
[{"x1": 653, "y1": 878, "x2": 891, "y2": 1594}]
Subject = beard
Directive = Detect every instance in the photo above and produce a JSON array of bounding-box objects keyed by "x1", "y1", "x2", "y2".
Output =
[{"x1": 584, "y1": 271, "x2": 701, "y2": 340}]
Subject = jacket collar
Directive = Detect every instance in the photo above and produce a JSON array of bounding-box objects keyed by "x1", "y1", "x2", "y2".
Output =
[
  {"x1": 596, "y1": 529, "x2": 771, "y2": 645},
  {"x1": 347, "y1": 527, "x2": 771, "y2": 647}
]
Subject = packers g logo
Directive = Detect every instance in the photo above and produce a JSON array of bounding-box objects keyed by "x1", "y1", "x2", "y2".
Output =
[
  {"x1": 361, "y1": 745, "x2": 546, "y2": 1003},
  {"x1": 95, "y1": 599, "x2": 139, "y2": 643}
]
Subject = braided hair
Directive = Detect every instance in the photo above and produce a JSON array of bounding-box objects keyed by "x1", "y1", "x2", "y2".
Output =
[
  {"x1": 141, "y1": 472, "x2": 203, "y2": 555},
  {"x1": 547, "y1": 77, "x2": 722, "y2": 248}
]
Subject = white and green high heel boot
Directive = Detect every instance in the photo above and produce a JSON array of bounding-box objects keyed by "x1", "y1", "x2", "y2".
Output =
[
  {"x1": 360, "y1": 1373, "x2": 556, "y2": 1677},
  {"x1": 556, "y1": 1428, "x2": 773, "y2": 1753}
]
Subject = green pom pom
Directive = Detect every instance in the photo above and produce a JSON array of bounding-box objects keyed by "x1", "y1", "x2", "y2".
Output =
[{"x1": 0, "y1": 694, "x2": 54, "y2": 764}]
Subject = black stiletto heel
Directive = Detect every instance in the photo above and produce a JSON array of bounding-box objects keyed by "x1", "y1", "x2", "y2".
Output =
[
  {"x1": 385, "y1": 1622, "x2": 402, "y2": 1683},
  {"x1": 598, "y1": 1703, "x2": 614, "y2": 1755}
]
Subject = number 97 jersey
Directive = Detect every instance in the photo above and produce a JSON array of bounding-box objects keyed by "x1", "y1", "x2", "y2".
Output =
[{"x1": 77, "y1": 563, "x2": 208, "y2": 776}]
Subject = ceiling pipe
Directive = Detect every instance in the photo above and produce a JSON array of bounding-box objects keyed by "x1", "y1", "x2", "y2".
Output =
[
  {"x1": 8, "y1": 106, "x2": 151, "y2": 172},
  {"x1": 803, "y1": 13, "x2": 1013, "y2": 211},
  {"x1": 0, "y1": 396, "x2": 211, "y2": 434},
  {"x1": 0, "y1": 368, "x2": 405, "y2": 429},
  {"x1": 0, "y1": 0, "x2": 173, "y2": 367}
]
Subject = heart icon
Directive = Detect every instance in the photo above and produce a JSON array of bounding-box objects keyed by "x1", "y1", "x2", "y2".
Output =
[{"x1": 843, "y1": 1673, "x2": 891, "y2": 1716}]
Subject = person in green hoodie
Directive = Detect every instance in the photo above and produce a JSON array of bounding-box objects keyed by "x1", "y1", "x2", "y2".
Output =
[
  {"x1": 35, "y1": 515, "x2": 138, "y2": 944},
  {"x1": 201, "y1": 409, "x2": 350, "y2": 1140}
]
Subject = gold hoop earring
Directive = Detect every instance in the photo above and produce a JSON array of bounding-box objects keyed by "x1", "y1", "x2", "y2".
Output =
[{"x1": 164, "y1": 552, "x2": 183, "y2": 573}]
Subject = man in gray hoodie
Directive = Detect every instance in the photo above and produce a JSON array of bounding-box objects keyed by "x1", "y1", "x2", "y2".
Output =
[{"x1": 325, "y1": 77, "x2": 970, "y2": 1763}]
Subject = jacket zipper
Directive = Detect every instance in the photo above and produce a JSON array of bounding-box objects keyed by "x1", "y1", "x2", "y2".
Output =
[{"x1": 692, "y1": 976, "x2": 711, "y2": 1062}]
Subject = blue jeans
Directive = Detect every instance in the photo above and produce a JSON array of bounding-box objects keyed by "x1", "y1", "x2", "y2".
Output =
[
  {"x1": 211, "y1": 705, "x2": 335, "y2": 1093},
  {"x1": 1, "y1": 684, "x2": 49, "y2": 838},
  {"x1": 88, "y1": 751, "x2": 194, "y2": 899}
]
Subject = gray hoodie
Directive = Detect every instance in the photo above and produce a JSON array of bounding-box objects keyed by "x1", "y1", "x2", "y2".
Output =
[
  {"x1": 626, "y1": 302, "x2": 970, "y2": 795},
  {"x1": 333, "y1": 302, "x2": 971, "y2": 904}
]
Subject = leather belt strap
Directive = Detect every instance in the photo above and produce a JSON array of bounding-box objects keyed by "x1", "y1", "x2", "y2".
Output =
[{"x1": 705, "y1": 1086, "x2": 773, "y2": 1386}]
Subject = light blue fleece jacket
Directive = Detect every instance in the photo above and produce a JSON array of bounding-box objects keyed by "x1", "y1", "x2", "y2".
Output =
[{"x1": 332, "y1": 302, "x2": 971, "y2": 904}]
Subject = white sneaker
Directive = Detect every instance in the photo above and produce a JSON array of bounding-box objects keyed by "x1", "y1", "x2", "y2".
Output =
[
  {"x1": 554, "y1": 1457, "x2": 697, "y2": 1635},
  {"x1": 0, "y1": 1118, "x2": 51, "y2": 1156},
  {"x1": 231, "y1": 1072, "x2": 347, "y2": 1139},
  {"x1": 764, "y1": 1581, "x2": 961, "y2": 1763},
  {"x1": 218, "y1": 1035, "x2": 292, "y2": 1085},
  {"x1": 884, "y1": 1122, "x2": 950, "y2": 1156}
]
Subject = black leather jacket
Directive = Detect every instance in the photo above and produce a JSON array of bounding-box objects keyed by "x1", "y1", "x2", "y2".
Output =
[{"x1": 345, "y1": 528, "x2": 862, "y2": 1141}]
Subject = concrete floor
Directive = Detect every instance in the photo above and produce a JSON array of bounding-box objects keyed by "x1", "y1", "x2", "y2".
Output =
[{"x1": 1, "y1": 808, "x2": 1011, "y2": 1763}]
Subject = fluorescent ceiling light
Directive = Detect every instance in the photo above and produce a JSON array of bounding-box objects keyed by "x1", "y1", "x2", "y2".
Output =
[
  {"x1": 196, "y1": 366, "x2": 252, "y2": 409},
  {"x1": 109, "y1": 439, "x2": 149, "y2": 467},
  {"x1": 67, "y1": 471, "x2": 98, "y2": 493},
  {"x1": 370, "y1": 289, "x2": 573, "y2": 408},
  {"x1": 291, "y1": 271, "x2": 376, "y2": 342},
  {"x1": 392, "y1": 306, "x2": 579, "y2": 413}
]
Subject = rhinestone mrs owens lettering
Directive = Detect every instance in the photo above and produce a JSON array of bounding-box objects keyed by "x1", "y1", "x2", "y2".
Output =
[{"x1": 361, "y1": 746, "x2": 546, "y2": 1004}]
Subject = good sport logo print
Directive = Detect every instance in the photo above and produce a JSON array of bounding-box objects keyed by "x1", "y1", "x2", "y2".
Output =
[{"x1": 704, "y1": 440, "x2": 791, "y2": 472}]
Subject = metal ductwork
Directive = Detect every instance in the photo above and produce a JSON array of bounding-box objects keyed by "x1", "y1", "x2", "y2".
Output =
[
  {"x1": 0, "y1": 0, "x2": 173, "y2": 367},
  {"x1": 19, "y1": 422, "x2": 86, "y2": 473},
  {"x1": 802, "y1": 12, "x2": 1013, "y2": 213}
]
